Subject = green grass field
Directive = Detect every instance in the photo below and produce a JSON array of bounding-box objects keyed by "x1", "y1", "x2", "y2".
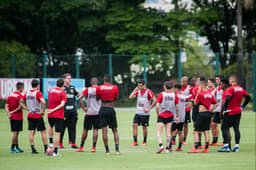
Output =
[{"x1": 0, "y1": 108, "x2": 255, "y2": 170}]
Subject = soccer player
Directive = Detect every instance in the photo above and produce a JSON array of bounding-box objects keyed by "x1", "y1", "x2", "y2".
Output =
[
  {"x1": 188, "y1": 77, "x2": 217, "y2": 153},
  {"x1": 218, "y1": 75, "x2": 251, "y2": 152},
  {"x1": 210, "y1": 75, "x2": 224, "y2": 146},
  {"x1": 76, "y1": 78, "x2": 101, "y2": 152},
  {"x1": 155, "y1": 81, "x2": 178, "y2": 153},
  {"x1": 207, "y1": 78, "x2": 215, "y2": 92},
  {"x1": 129, "y1": 79, "x2": 156, "y2": 146},
  {"x1": 181, "y1": 76, "x2": 193, "y2": 145},
  {"x1": 5, "y1": 82, "x2": 25, "y2": 153},
  {"x1": 60, "y1": 73, "x2": 81, "y2": 149},
  {"x1": 171, "y1": 83, "x2": 186, "y2": 151},
  {"x1": 24, "y1": 79, "x2": 48, "y2": 154},
  {"x1": 47, "y1": 79, "x2": 67, "y2": 156},
  {"x1": 96, "y1": 74, "x2": 120, "y2": 155}
]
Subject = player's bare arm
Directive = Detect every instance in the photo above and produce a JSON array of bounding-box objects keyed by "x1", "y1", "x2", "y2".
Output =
[
  {"x1": 155, "y1": 103, "x2": 160, "y2": 116},
  {"x1": 5, "y1": 104, "x2": 11, "y2": 119},
  {"x1": 47, "y1": 100, "x2": 66, "y2": 114},
  {"x1": 176, "y1": 104, "x2": 180, "y2": 123},
  {"x1": 40, "y1": 98, "x2": 46, "y2": 116},
  {"x1": 20, "y1": 99, "x2": 29, "y2": 111},
  {"x1": 129, "y1": 87, "x2": 139, "y2": 99},
  {"x1": 144, "y1": 96, "x2": 156, "y2": 113}
]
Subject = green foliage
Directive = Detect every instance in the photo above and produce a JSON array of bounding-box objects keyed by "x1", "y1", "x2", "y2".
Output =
[{"x1": 0, "y1": 41, "x2": 36, "y2": 77}]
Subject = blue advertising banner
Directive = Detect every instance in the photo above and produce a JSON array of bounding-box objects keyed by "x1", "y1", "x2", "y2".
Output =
[{"x1": 42, "y1": 78, "x2": 85, "y2": 99}]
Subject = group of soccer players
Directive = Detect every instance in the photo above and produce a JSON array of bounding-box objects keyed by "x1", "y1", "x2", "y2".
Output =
[{"x1": 5, "y1": 73, "x2": 251, "y2": 156}]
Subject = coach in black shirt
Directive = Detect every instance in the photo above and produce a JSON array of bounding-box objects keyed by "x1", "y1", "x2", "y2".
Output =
[{"x1": 60, "y1": 73, "x2": 84, "y2": 148}]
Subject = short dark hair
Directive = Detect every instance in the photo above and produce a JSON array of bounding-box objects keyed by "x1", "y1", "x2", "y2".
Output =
[
  {"x1": 174, "y1": 83, "x2": 182, "y2": 90},
  {"x1": 16, "y1": 82, "x2": 24, "y2": 90},
  {"x1": 216, "y1": 74, "x2": 224, "y2": 79},
  {"x1": 56, "y1": 79, "x2": 64, "y2": 87},
  {"x1": 208, "y1": 77, "x2": 215, "y2": 84},
  {"x1": 104, "y1": 74, "x2": 111, "y2": 83},
  {"x1": 138, "y1": 79, "x2": 145, "y2": 85},
  {"x1": 164, "y1": 81, "x2": 172, "y2": 90},
  {"x1": 230, "y1": 74, "x2": 238, "y2": 82},
  {"x1": 200, "y1": 77, "x2": 207, "y2": 85},
  {"x1": 63, "y1": 73, "x2": 71, "y2": 79},
  {"x1": 221, "y1": 78, "x2": 229, "y2": 85},
  {"x1": 31, "y1": 79, "x2": 39, "y2": 88}
]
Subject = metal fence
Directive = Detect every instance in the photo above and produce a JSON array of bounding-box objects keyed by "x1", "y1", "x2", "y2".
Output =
[{"x1": 2, "y1": 53, "x2": 256, "y2": 111}]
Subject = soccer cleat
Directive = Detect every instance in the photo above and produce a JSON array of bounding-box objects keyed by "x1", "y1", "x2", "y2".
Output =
[
  {"x1": 16, "y1": 148, "x2": 24, "y2": 153},
  {"x1": 182, "y1": 141, "x2": 187, "y2": 145},
  {"x1": 168, "y1": 148, "x2": 173, "y2": 151},
  {"x1": 59, "y1": 143, "x2": 64, "y2": 149},
  {"x1": 200, "y1": 149, "x2": 209, "y2": 153},
  {"x1": 116, "y1": 151, "x2": 120, "y2": 155},
  {"x1": 52, "y1": 152, "x2": 60, "y2": 157},
  {"x1": 187, "y1": 149, "x2": 199, "y2": 153},
  {"x1": 199, "y1": 145, "x2": 205, "y2": 149},
  {"x1": 32, "y1": 150, "x2": 39, "y2": 154},
  {"x1": 105, "y1": 152, "x2": 110, "y2": 156},
  {"x1": 132, "y1": 142, "x2": 138, "y2": 146},
  {"x1": 232, "y1": 147, "x2": 239, "y2": 152},
  {"x1": 76, "y1": 147, "x2": 84, "y2": 152},
  {"x1": 91, "y1": 147, "x2": 96, "y2": 152},
  {"x1": 172, "y1": 141, "x2": 176, "y2": 145},
  {"x1": 142, "y1": 142, "x2": 147, "y2": 146},
  {"x1": 69, "y1": 141, "x2": 72, "y2": 144},
  {"x1": 156, "y1": 146, "x2": 164, "y2": 154},
  {"x1": 10, "y1": 148, "x2": 16, "y2": 154},
  {"x1": 165, "y1": 149, "x2": 170, "y2": 153},
  {"x1": 210, "y1": 142, "x2": 219, "y2": 146},
  {"x1": 175, "y1": 148, "x2": 182, "y2": 152},
  {"x1": 217, "y1": 146, "x2": 230, "y2": 152},
  {"x1": 71, "y1": 144, "x2": 79, "y2": 149}
]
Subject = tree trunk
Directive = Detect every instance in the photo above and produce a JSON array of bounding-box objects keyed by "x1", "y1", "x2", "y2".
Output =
[{"x1": 237, "y1": 0, "x2": 244, "y2": 86}]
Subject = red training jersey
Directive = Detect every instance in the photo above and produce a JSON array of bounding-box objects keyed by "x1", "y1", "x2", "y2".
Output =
[
  {"x1": 24, "y1": 89, "x2": 44, "y2": 119},
  {"x1": 195, "y1": 90, "x2": 217, "y2": 111},
  {"x1": 157, "y1": 91, "x2": 178, "y2": 118},
  {"x1": 6, "y1": 91, "x2": 24, "y2": 120},
  {"x1": 48, "y1": 87, "x2": 67, "y2": 119},
  {"x1": 225, "y1": 85, "x2": 248, "y2": 115},
  {"x1": 96, "y1": 84, "x2": 119, "y2": 101}
]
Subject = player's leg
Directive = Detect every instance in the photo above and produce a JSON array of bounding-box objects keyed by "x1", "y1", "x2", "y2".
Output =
[
  {"x1": 165, "y1": 122, "x2": 172, "y2": 151},
  {"x1": 29, "y1": 130, "x2": 37, "y2": 153},
  {"x1": 200, "y1": 130, "x2": 210, "y2": 153},
  {"x1": 102, "y1": 126, "x2": 109, "y2": 154},
  {"x1": 188, "y1": 130, "x2": 199, "y2": 153},
  {"x1": 69, "y1": 114, "x2": 78, "y2": 148},
  {"x1": 48, "y1": 118, "x2": 54, "y2": 146},
  {"x1": 176, "y1": 123, "x2": 184, "y2": 151},
  {"x1": 171, "y1": 123, "x2": 177, "y2": 145},
  {"x1": 10, "y1": 131, "x2": 18, "y2": 153},
  {"x1": 156, "y1": 122, "x2": 165, "y2": 153},
  {"x1": 41, "y1": 130, "x2": 48, "y2": 153},
  {"x1": 112, "y1": 128, "x2": 120, "y2": 154},
  {"x1": 132, "y1": 115, "x2": 139, "y2": 145},
  {"x1": 77, "y1": 116, "x2": 89, "y2": 152},
  {"x1": 91, "y1": 129, "x2": 98, "y2": 152},
  {"x1": 60, "y1": 118, "x2": 67, "y2": 148},
  {"x1": 218, "y1": 114, "x2": 231, "y2": 152},
  {"x1": 52, "y1": 118, "x2": 64, "y2": 156},
  {"x1": 183, "y1": 122, "x2": 188, "y2": 144},
  {"x1": 232, "y1": 115, "x2": 241, "y2": 152},
  {"x1": 37, "y1": 118, "x2": 48, "y2": 153},
  {"x1": 141, "y1": 115, "x2": 149, "y2": 145}
]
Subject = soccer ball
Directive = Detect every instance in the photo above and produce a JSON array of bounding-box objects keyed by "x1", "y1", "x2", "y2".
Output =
[{"x1": 46, "y1": 147, "x2": 54, "y2": 156}]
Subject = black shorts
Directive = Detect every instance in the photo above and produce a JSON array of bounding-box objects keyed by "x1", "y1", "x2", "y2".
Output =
[
  {"x1": 192, "y1": 105, "x2": 199, "y2": 122},
  {"x1": 99, "y1": 107, "x2": 117, "y2": 128},
  {"x1": 194, "y1": 112, "x2": 211, "y2": 131},
  {"x1": 28, "y1": 118, "x2": 46, "y2": 131},
  {"x1": 84, "y1": 115, "x2": 100, "y2": 130},
  {"x1": 185, "y1": 111, "x2": 191, "y2": 123},
  {"x1": 10, "y1": 120, "x2": 23, "y2": 132},
  {"x1": 133, "y1": 115, "x2": 150, "y2": 127},
  {"x1": 222, "y1": 114, "x2": 241, "y2": 128},
  {"x1": 172, "y1": 122, "x2": 184, "y2": 131},
  {"x1": 157, "y1": 116, "x2": 173, "y2": 124},
  {"x1": 212, "y1": 112, "x2": 221, "y2": 123},
  {"x1": 48, "y1": 118, "x2": 64, "y2": 133}
]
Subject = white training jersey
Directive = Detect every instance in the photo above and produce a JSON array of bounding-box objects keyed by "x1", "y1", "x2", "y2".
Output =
[
  {"x1": 212, "y1": 86, "x2": 223, "y2": 112},
  {"x1": 136, "y1": 89, "x2": 151, "y2": 115},
  {"x1": 26, "y1": 90, "x2": 41, "y2": 114},
  {"x1": 86, "y1": 87, "x2": 101, "y2": 115},
  {"x1": 159, "y1": 92, "x2": 176, "y2": 115},
  {"x1": 175, "y1": 93, "x2": 186, "y2": 123},
  {"x1": 181, "y1": 85, "x2": 193, "y2": 110}
]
